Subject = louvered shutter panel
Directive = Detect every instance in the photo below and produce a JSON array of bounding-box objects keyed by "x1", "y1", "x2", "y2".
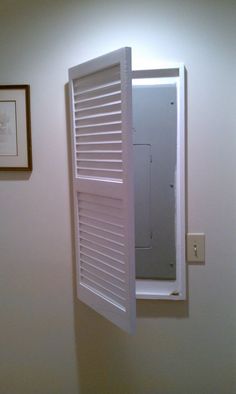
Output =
[{"x1": 69, "y1": 48, "x2": 136, "y2": 333}]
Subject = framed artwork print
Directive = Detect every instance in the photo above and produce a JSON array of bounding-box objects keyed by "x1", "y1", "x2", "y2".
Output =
[{"x1": 0, "y1": 85, "x2": 32, "y2": 171}]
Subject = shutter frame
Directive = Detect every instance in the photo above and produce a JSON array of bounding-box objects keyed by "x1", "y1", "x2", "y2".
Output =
[{"x1": 69, "y1": 48, "x2": 136, "y2": 333}]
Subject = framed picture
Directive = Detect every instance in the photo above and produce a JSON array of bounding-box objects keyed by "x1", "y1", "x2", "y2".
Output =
[{"x1": 0, "y1": 85, "x2": 32, "y2": 171}]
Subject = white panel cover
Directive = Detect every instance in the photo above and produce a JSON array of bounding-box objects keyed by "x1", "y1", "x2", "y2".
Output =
[{"x1": 69, "y1": 48, "x2": 136, "y2": 333}]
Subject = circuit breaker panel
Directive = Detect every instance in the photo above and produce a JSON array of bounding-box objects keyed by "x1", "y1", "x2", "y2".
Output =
[{"x1": 133, "y1": 84, "x2": 177, "y2": 280}]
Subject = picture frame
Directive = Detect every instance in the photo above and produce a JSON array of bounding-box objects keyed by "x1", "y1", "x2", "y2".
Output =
[{"x1": 0, "y1": 85, "x2": 32, "y2": 171}]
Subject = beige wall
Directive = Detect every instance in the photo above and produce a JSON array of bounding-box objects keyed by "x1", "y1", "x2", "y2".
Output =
[{"x1": 0, "y1": 1, "x2": 235, "y2": 393}]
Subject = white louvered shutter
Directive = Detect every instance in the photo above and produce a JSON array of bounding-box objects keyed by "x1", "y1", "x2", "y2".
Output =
[{"x1": 69, "y1": 48, "x2": 136, "y2": 333}]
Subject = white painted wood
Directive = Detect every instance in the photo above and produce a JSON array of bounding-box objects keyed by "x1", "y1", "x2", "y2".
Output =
[
  {"x1": 69, "y1": 48, "x2": 136, "y2": 333},
  {"x1": 69, "y1": 51, "x2": 186, "y2": 328},
  {"x1": 133, "y1": 64, "x2": 186, "y2": 300}
]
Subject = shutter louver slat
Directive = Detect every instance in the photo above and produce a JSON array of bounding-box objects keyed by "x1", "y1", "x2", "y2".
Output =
[
  {"x1": 76, "y1": 122, "x2": 122, "y2": 134},
  {"x1": 80, "y1": 254, "x2": 125, "y2": 277},
  {"x1": 78, "y1": 131, "x2": 122, "y2": 137},
  {"x1": 73, "y1": 65, "x2": 120, "y2": 92},
  {"x1": 78, "y1": 143, "x2": 122, "y2": 151},
  {"x1": 76, "y1": 134, "x2": 122, "y2": 144},
  {"x1": 79, "y1": 215, "x2": 124, "y2": 234},
  {"x1": 75, "y1": 103, "x2": 121, "y2": 117},
  {"x1": 81, "y1": 277, "x2": 126, "y2": 309},
  {"x1": 80, "y1": 213, "x2": 122, "y2": 226},
  {"x1": 69, "y1": 47, "x2": 136, "y2": 333},
  {"x1": 79, "y1": 198, "x2": 122, "y2": 215},
  {"x1": 80, "y1": 229, "x2": 124, "y2": 247},
  {"x1": 75, "y1": 113, "x2": 121, "y2": 126},
  {"x1": 74, "y1": 83, "x2": 121, "y2": 102},
  {"x1": 75, "y1": 93, "x2": 121, "y2": 109},
  {"x1": 80, "y1": 232, "x2": 124, "y2": 252},
  {"x1": 77, "y1": 152, "x2": 122, "y2": 161},
  {"x1": 80, "y1": 222, "x2": 124, "y2": 239},
  {"x1": 79, "y1": 210, "x2": 124, "y2": 228},
  {"x1": 80, "y1": 247, "x2": 125, "y2": 269},
  {"x1": 80, "y1": 259, "x2": 125, "y2": 283},
  {"x1": 81, "y1": 267, "x2": 125, "y2": 293},
  {"x1": 80, "y1": 236, "x2": 124, "y2": 257}
]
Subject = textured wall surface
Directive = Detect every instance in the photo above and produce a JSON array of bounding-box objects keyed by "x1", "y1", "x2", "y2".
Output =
[{"x1": 0, "y1": 1, "x2": 235, "y2": 393}]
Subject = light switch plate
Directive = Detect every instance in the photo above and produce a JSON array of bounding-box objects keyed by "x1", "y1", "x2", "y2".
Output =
[{"x1": 187, "y1": 233, "x2": 205, "y2": 263}]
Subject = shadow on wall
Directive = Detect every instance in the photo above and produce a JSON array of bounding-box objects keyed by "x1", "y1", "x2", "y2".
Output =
[
  {"x1": 64, "y1": 83, "x2": 128, "y2": 392},
  {"x1": 137, "y1": 299, "x2": 188, "y2": 319},
  {"x1": 0, "y1": 172, "x2": 31, "y2": 181},
  {"x1": 64, "y1": 83, "x2": 189, "y2": 393}
]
